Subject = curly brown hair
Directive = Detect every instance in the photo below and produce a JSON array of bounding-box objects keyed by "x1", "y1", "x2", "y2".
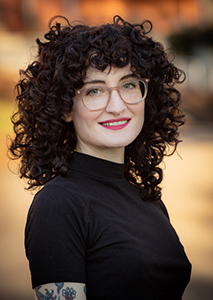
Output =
[{"x1": 9, "y1": 15, "x2": 185, "y2": 201}]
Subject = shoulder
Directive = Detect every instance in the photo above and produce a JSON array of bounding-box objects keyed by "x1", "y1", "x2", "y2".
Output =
[
  {"x1": 28, "y1": 174, "x2": 88, "y2": 221},
  {"x1": 25, "y1": 175, "x2": 89, "y2": 246},
  {"x1": 33, "y1": 174, "x2": 84, "y2": 205},
  {"x1": 153, "y1": 200, "x2": 170, "y2": 221}
]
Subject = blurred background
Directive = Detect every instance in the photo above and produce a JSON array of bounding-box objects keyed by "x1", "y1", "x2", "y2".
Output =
[{"x1": 0, "y1": 0, "x2": 212, "y2": 299}]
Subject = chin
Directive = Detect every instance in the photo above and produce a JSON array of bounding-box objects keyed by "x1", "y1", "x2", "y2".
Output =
[{"x1": 106, "y1": 139, "x2": 134, "y2": 148}]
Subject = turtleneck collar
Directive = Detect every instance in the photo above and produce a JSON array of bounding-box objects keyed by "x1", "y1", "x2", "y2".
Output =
[{"x1": 70, "y1": 152, "x2": 126, "y2": 181}]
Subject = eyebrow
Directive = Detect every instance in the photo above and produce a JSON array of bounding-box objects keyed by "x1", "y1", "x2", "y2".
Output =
[{"x1": 83, "y1": 73, "x2": 139, "y2": 85}]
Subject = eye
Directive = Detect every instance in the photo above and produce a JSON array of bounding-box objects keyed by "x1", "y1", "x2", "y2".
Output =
[
  {"x1": 122, "y1": 81, "x2": 137, "y2": 90},
  {"x1": 85, "y1": 88, "x2": 104, "y2": 97}
]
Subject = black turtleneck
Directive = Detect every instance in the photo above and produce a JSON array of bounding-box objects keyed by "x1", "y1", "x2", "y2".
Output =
[{"x1": 25, "y1": 152, "x2": 191, "y2": 300}]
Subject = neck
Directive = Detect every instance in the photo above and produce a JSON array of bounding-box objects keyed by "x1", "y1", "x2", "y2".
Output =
[{"x1": 75, "y1": 144, "x2": 125, "y2": 164}]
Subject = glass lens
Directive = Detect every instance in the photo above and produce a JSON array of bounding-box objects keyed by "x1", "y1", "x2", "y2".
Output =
[
  {"x1": 82, "y1": 87, "x2": 108, "y2": 110},
  {"x1": 120, "y1": 80, "x2": 145, "y2": 104},
  {"x1": 81, "y1": 79, "x2": 147, "y2": 110}
]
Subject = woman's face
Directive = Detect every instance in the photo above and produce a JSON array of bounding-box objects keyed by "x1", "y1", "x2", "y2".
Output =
[{"x1": 64, "y1": 65, "x2": 145, "y2": 163}]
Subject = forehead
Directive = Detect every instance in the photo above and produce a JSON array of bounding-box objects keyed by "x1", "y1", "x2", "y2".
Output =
[{"x1": 84, "y1": 64, "x2": 132, "y2": 82}]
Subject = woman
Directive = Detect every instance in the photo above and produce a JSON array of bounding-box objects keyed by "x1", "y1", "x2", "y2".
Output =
[{"x1": 9, "y1": 15, "x2": 191, "y2": 300}]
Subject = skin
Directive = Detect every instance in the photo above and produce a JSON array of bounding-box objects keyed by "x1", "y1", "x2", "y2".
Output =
[
  {"x1": 63, "y1": 65, "x2": 145, "y2": 163},
  {"x1": 34, "y1": 282, "x2": 86, "y2": 300},
  {"x1": 35, "y1": 66, "x2": 146, "y2": 298}
]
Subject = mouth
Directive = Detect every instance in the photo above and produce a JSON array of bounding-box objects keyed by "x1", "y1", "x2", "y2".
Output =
[{"x1": 99, "y1": 118, "x2": 131, "y2": 130}]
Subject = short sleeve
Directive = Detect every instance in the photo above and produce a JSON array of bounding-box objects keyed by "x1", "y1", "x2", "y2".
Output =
[{"x1": 25, "y1": 183, "x2": 88, "y2": 288}]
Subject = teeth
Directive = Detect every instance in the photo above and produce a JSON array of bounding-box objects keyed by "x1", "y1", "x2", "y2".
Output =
[{"x1": 102, "y1": 120, "x2": 128, "y2": 127}]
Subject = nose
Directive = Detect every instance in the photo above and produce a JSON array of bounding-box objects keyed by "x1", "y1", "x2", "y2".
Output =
[{"x1": 105, "y1": 90, "x2": 127, "y2": 115}]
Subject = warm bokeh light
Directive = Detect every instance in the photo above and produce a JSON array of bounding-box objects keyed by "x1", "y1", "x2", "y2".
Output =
[{"x1": 0, "y1": 1, "x2": 212, "y2": 299}]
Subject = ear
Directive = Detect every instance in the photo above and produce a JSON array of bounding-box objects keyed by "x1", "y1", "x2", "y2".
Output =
[{"x1": 62, "y1": 113, "x2": 72, "y2": 122}]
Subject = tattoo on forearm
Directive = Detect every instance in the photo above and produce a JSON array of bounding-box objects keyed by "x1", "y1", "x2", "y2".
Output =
[
  {"x1": 55, "y1": 282, "x2": 64, "y2": 294},
  {"x1": 35, "y1": 283, "x2": 77, "y2": 300},
  {"x1": 35, "y1": 286, "x2": 56, "y2": 300},
  {"x1": 62, "y1": 287, "x2": 76, "y2": 299}
]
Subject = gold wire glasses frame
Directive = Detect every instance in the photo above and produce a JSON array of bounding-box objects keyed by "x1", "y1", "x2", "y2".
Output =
[{"x1": 75, "y1": 78, "x2": 150, "y2": 111}]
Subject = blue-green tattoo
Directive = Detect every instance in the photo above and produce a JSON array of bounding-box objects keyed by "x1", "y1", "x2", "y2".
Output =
[
  {"x1": 55, "y1": 283, "x2": 64, "y2": 294},
  {"x1": 35, "y1": 286, "x2": 56, "y2": 300},
  {"x1": 62, "y1": 287, "x2": 76, "y2": 299},
  {"x1": 34, "y1": 284, "x2": 77, "y2": 300},
  {"x1": 83, "y1": 285, "x2": 86, "y2": 296}
]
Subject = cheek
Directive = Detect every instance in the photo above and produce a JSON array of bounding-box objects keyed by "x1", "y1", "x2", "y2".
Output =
[
  {"x1": 71, "y1": 101, "x2": 89, "y2": 127},
  {"x1": 133, "y1": 102, "x2": 145, "y2": 125},
  {"x1": 133, "y1": 104, "x2": 145, "y2": 137},
  {"x1": 72, "y1": 113, "x2": 89, "y2": 137},
  {"x1": 71, "y1": 103, "x2": 100, "y2": 135}
]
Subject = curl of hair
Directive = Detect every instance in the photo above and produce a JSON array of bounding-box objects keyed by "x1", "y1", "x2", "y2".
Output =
[{"x1": 9, "y1": 15, "x2": 185, "y2": 201}]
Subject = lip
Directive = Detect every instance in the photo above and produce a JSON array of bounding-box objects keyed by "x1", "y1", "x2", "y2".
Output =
[{"x1": 99, "y1": 117, "x2": 131, "y2": 130}]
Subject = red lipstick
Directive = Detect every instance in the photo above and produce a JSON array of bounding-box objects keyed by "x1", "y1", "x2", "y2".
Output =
[{"x1": 99, "y1": 117, "x2": 131, "y2": 130}]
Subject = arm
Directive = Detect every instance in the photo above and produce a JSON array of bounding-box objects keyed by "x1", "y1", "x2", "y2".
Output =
[{"x1": 34, "y1": 282, "x2": 86, "y2": 300}]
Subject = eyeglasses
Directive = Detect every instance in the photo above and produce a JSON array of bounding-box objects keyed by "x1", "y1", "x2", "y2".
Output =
[{"x1": 75, "y1": 78, "x2": 150, "y2": 111}]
